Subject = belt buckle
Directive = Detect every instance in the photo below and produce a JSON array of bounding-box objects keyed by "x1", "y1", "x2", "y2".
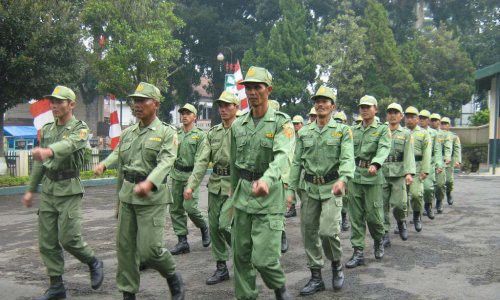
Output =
[
  {"x1": 313, "y1": 176, "x2": 318, "y2": 184},
  {"x1": 320, "y1": 176, "x2": 325, "y2": 184}
]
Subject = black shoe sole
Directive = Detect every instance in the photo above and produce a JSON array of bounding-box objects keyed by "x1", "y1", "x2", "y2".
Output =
[
  {"x1": 206, "y1": 274, "x2": 229, "y2": 285},
  {"x1": 34, "y1": 292, "x2": 66, "y2": 300},
  {"x1": 202, "y1": 242, "x2": 211, "y2": 248},
  {"x1": 170, "y1": 248, "x2": 190, "y2": 255},
  {"x1": 345, "y1": 260, "x2": 364, "y2": 268},
  {"x1": 299, "y1": 285, "x2": 325, "y2": 296}
]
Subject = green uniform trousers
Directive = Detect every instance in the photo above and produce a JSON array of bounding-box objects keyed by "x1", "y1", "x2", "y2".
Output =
[
  {"x1": 435, "y1": 169, "x2": 447, "y2": 204},
  {"x1": 382, "y1": 177, "x2": 407, "y2": 231},
  {"x1": 232, "y1": 208, "x2": 286, "y2": 300},
  {"x1": 408, "y1": 176, "x2": 424, "y2": 213},
  {"x1": 423, "y1": 167, "x2": 436, "y2": 206},
  {"x1": 342, "y1": 195, "x2": 349, "y2": 214},
  {"x1": 208, "y1": 192, "x2": 232, "y2": 261},
  {"x1": 348, "y1": 182, "x2": 385, "y2": 249},
  {"x1": 170, "y1": 178, "x2": 207, "y2": 235},
  {"x1": 117, "y1": 202, "x2": 176, "y2": 293},
  {"x1": 300, "y1": 195, "x2": 342, "y2": 269},
  {"x1": 38, "y1": 193, "x2": 94, "y2": 276},
  {"x1": 445, "y1": 166, "x2": 454, "y2": 194}
]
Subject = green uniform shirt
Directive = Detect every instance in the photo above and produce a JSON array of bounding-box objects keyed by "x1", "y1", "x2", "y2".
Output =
[
  {"x1": 424, "y1": 127, "x2": 443, "y2": 169},
  {"x1": 407, "y1": 125, "x2": 432, "y2": 175},
  {"x1": 382, "y1": 125, "x2": 416, "y2": 178},
  {"x1": 171, "y1": 126, "x2": 207, "y2": 182},
  {"x1": 352, "y1": 119, "x2": 392, "y2": 185},
  {"x1": 28, "y1": 116, "x2": 89, "y2": 196},
  {"x1": 289, "y1": 117, "x2": 355, "y2": 200},
  {"x1": 435, "y1": 128, "x2": 452, "y2": 164},
  {"x1": 102, "y1": 117, "x2": 178, "y2": 205},
  {"x1": 447, "y1": 131, "x2": 462, "y2": 164},
  {"x1": 230, "y1": 108, "x2": 295, "y2": 214},
  {"x1": 187, "y1": 123, "x2": 232, "y2": 195}
]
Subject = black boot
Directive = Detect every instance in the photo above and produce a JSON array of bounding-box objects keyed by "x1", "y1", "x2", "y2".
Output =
[
  {"x1": 285, "y1": 204, "x2": 297, "y2": 218},
  {"x1": 346, "y1": 248, "x2": 364, "y2": 268},
  {"x1": 166, "y1": 272, "x2": 185, "y2": 300},
  {"x1": 446, "y1": 191, "x2": 453, "y2": 205},
  {"x1": 281, "y1": 231, "x2": 289, "y2": 254},
  {"x1": 206, "y1": 261, "x2": 229, "y2": 285},
  {"x1": 341, "y1": 212, "x2": 350, "y2": 231},
  {"x1": 413, "y1": 211, "x2": 422, "y2": 232},
  {"x1": 123, "y1": 292, "x2": 136, "y2": 300},
  {"x1": 331, "y1": 261, "x2": 344, "y2": 291},
  {"x1": 88, "y1": 257, "x2": 104, "y2": 290},
  {"x1": 299, "y1": 269, "x2": 325, "y2": 296},
  {"x1": 274, "y1": 285, "x2": 292, "y2": 300},
  {"x1": 35, "y1": 276, "x2": 66, "y2": 300},
  {"x1": 424, "y1": 203, "x2": 435, "y2": 220},
  {"x1": 382, "y1": 232, "x2": 391, "y2": 248},
  {"x1": 170, "y1": 235, "x2": 190, "y2": 255},
  {"x1": 436, "y1": 199, "x2": 443, "y2": 214},
  {"x1": 397, "y1": 220, "x2": 408, "y2": 241},
  {"x1": 139, "y1": 263, "x2": 148, "y2": 271},
  {"x1": 201, "y1": 226, "x2": 211, "y2": 247},
  {"x1": 374, "y1": 239, "x2": 384, "y2": 259}
]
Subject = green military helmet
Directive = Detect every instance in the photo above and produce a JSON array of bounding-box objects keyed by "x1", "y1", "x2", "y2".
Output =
[
  {"x1": 359, "y1": 95, "x2": 378, "y2": 106},
  {"x1": 269, "y1": 100, "x2": 280, "y2": 111},
  {"x1": 216, "y1": 91, "x2": 240, "y2": 105},
  {"x1": 128, "y1": 82, "x2": 162, "y2": 102},
  {"x1": 311, "y1": 85, "x2": 336, "y2": 103},
  {"x1": 405, "y1": 106, "x2": 419, "y2": 115},
  {"x1": 309, "y1": 107, "x2": 317, "y2": 116},
  {"x1": 419, "y1": 109, "x2": 431, "y2": 118},
  {"x1": 178, "y1": 103, "x2": 197, "y2": 115},
  {"x1": 44, "y1": 85, "x2": 76, "y2": 102},
  {"x1": 292, "y1": 115, "x2": 304, "y2": 124},
  {"x1": 386, "y1": 103, "x2": 403, "y2": 113},
  {"x1": 333, "y1": 111, "x2": 347, "y2": 122},
  {"x1": 240, "y1": 66, "x2": 273, "y2": 87},
  {"x1": 441, "y1": 117, "x2": 451, "y2": 124},
  {"x1": 430, "y1": 113, "x2": 441, "y2": 120}
]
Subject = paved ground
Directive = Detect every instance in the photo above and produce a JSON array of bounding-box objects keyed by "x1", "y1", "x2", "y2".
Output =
[{"x1": 0, "y1": 176, "x2": 499, "y2": 300}]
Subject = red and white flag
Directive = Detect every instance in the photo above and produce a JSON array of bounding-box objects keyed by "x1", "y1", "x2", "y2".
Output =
[
  {"x1": 30, "y1": 98, "x2": 54, "y2": 141},
  {"x1": 108, "y1": 94, "x2": 121, "y2": 150},
  {"x1": 234, "y1": 60, "x2": 249, "y2": 112}
]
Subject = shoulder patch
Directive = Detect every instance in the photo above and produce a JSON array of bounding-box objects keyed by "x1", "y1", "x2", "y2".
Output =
[{"x1": 283, "y1": 122, "x2": 294, "y2": 139}]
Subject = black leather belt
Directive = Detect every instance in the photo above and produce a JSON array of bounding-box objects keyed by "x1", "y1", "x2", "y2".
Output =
[
  {"x1": 238, "y1": 168, "x2": 263, "y2": 181},
  {"x1": 45, "y1": 169, "x2": 79, "y2": 181},
  {"x1": 123, "y1": 171, "x2": 148, "y2": 183},
  {"x1": 304, "y1": 171, "x2": 339, "y2": 184},
  {"x1": 385, "y1": 153, "x2": 404, "y2": 163},
  {"x1": 174, "y1": 162, "x2": 194, "y2": 172},
  {"x1": 213, "y1": 165, "x2": 230, "y2": 176},
  {"x1": 355, "y1": 158, "x2": 371, "y2": 168},
  {"x1": 415, "y1": 155, "x2": 423, "y2": 162}
]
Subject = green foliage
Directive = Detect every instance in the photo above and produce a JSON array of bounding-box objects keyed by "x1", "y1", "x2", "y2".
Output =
[{"x1": 469, "y1": 109, "x2": 489, "y2": 126}]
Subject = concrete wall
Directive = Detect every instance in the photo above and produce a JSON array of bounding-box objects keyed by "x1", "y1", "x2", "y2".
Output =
[{"x1": 451, "y1": 124, "x2": 489, "y2": 145}]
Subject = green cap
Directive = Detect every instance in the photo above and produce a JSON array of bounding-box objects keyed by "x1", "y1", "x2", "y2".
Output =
[
  {"x1": 309, "y1": 107, "x2": 317, "y2": 115},
  {"x1": 359, "y1": 95, "x2": 378, "y2": 106},
  {"x1": 333, "y1": 111, "x2": 347, "y2": 122},
  {"x1": 269, "y1": 100, "x2": 280, "y2": 111},
  {"x1": 128, "y1": 82, "x2": 162, "y2": 101},
  {"x1": 178, "y1": 103, "x2": 197, "y2": 115},
  {"x1": 387, "y1": 103, "x2": 403, "y2": 113},
  {"x1": 419, "y1": 109, "x2": 431, "y2": 118},
  {"x1": 405, "y1": 106, "x2": 419, "y2": 115},
  {"x1": 441, "y1": 117, "x2": 451, "y2": 124},
  {"x1": 240, "y1": 66, "x2": 273, "y2": 87},
  {"x1": 216, "y1": 91, "x2": 239, "y2": 105},
  {"x1": 430, "y1": 113, "x2": 441, "y2": 120},
  {"x1": 45, "y1": 85, "x2": 76, "y2": 102},
  {"x1": 292, "y1": 115, "x2": 304, "y2": 124},
  {"x1": 311, "y1": 85, "x2": 336, "y2": 102}
]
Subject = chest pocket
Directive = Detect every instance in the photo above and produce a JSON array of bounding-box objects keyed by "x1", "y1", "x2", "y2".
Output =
[
  {"x1": 144, "y1": 138, "x2": 162, "y2": 163},
  {"x1": 301, "y1": 138, "x2": 314, "y2": 159},
  {"x1": 392, "y1": 139, "x2": 405, "y2": 153},
  {"x1": 326, "y1": 138, "x2": 341, "y2": 158},
  {"x1": 119, "y1": 142, "x2": 132, "y2": 164}
]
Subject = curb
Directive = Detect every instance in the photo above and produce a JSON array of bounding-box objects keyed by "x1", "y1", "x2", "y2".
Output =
[{"x1": 0, "y1": 177, "x2": 117, "y2": 196}]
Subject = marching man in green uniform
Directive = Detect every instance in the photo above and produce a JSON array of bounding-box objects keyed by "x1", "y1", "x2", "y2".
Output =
[
  {"x1": 308, "y1": 107, "x2": 317, "y2": 124},
  {"x1": 22, "y1": 85, "x2": 104, "y2": 300},
  {"x1": 430, "y1": 113, "x2": 452, "y2": 213},
  {"x1": 285, "y1": 115, "x2": 305, "y2": 218},
  {"x1": 185, "y1": 91, "x2": 239, "y2": 285},
  {"x1": 230, "y1": 66, "x2": 294, "y2": 300},
  {"x1": 418, "y1": 110, "x2": 442, "y2": 219},
  {"x1": 346, "y1": 95, "x2": 391, "y2": 269},
  {"x1": 333, "y1": 111, "x2": 351, "y2": 232},
  {"x1": 404, "y1": 107, "x2": 432, "y2": 233},
  {"x1": 288, "y1": 86, "x2": 354, "y2": 296},
  {"x1": 381, "y1": 103, "x2": 415, "y2": 246},
  {"x1": 441, "y1": 117, "x2": 461, "y2": 205},
  {"x1": 170, "y1": 103, "x2": 210, "y2": 254},
  {"x1": 95, "y1": 82, "x2": 184, "y2": 300}
]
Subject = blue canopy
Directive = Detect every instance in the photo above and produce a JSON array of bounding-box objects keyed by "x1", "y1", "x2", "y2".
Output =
[{"x1": 4, "y1": 126, "x2": 38, "y2": 139}]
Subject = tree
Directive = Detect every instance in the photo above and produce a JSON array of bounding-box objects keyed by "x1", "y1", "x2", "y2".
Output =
[
  {"x1": 0, "y1": 0, "x2": 84, "y2": 160},
  {"x1": 469, "y1": 109, "x2": 489, "y2": 126},
  {"x1": 242, "y1": 0, "x2": 315, "y2": 116},
  {"x1": 314, "y1": 2, "x2": 369, "y2": 115}
]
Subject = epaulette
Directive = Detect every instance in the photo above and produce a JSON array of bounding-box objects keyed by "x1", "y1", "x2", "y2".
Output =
[{"x1": 275, "y1": 110, "x2": 291, "y2": 120}]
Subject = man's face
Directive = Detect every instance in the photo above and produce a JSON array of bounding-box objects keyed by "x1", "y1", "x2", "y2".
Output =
[
  {"x1": 180, "y1": 110, "x2": 196, "y2": 126},
  {"x1": 50, "y1": 99, "x2": 74, "y2": 119},
  {"x1": 132, "y1": 98, "x2": 158, "y2": 121},
  {"x1": 218, "y1": 102, "x2": 238, "y2": 121},
  {"x1": 309, "y1": 114, "x2": 317, "y2": 123},
  {"x1": 405, "y1": 114, "x2": 418, "y2": 129},
  {"x1": 244, "y1": 83, "x2": 272, "y2": 108},
  {"x1": 386, "y1": 109, "x2": 403, "y2": 125},
  {"x1": 293, "y1": 122, "x2": 303, "y2": 132},
  {"x1": 419, "y1": 116, "x2": 429, "y2": 127},
  {"x1": 359, "y1": 104, "x2": 377, "y2": 121},
  {"x1": 430, "y1": 119, "x2": 440, "y2": 129},
  {"x1": 441, "y1": 122, "x2": 450, "y2": 130},
  {"x1": 314, "y1": 98, "x2": 335, "y2": 118}
]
